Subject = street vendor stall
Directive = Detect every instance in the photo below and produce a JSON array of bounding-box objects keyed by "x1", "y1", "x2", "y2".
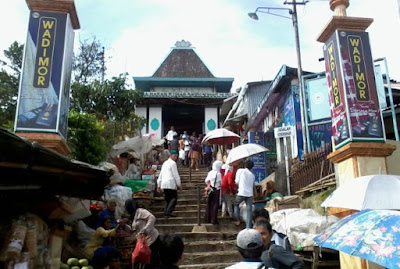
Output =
[{"x1": 0, "y1": 128, "x2": 111, "y2": 269}]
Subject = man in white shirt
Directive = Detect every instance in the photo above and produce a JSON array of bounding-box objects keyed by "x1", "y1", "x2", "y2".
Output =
[
  {"x1": 233, "y1": 159, "x2": 255, "y2": 228},
  {"x1": 165, "y1": 126, "x2": 178, "y2": 150},
  {"x1": 157, "y1": 150, "x2": 181, "y2": 218}
]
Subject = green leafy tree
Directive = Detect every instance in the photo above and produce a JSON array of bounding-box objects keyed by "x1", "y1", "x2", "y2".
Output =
[
  {"x1": 73, "y1": 37, "x2": 105, "y2": 84},
  {"x1": 67, "y1": 110, "x2": 108, "y2": 165},
  {"x1": 0, "y1": 41, "x2": 23, "y2": 128},
  {"x1": 70, "y1": 37, "x2": 144, "y2": 153}
]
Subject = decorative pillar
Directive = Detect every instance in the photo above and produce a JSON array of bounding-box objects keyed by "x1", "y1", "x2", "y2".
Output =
[
  {"x1": 318, "y1": 1, "x2": 396, "y2": 268},
  {"x1": 329, "y1": 0, "x2": 349, "y2": 16},
  {"x1": 204, "y1": 106, "x2": 218, "y2": 134},
  {"x1": 148, "y1": 105, "x2": 162, "y2": 139},
  {"x1": 14, "y1": 0, "x2": 80, "y2": 156}
]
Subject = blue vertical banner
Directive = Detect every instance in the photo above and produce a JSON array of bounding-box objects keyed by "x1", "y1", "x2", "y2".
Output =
[
  {"x1": 292, "y1": 86, "x2": 304, "y2": 160},
  {"x1": 248, "y1": 131, "x2": 266, "y2": 183},
  {"x1": 15, "y1": 11, "x2": 75, "y2": 139}
]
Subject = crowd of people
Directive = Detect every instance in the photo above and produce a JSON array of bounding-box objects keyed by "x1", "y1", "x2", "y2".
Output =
[
  {"x1": 164, "y1": 126, "x2": 214, "y2": 170},
  {"x1": 83, "y1": 197, "x2": 185, "y2": 269},
  {"x1": 89, "y1": 126, "x2": 300, "y2": 268}
]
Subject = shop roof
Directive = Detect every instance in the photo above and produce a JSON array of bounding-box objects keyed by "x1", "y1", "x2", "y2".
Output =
[{"x1": 0, "y1": 128, "x2": 110, "y2": 200}]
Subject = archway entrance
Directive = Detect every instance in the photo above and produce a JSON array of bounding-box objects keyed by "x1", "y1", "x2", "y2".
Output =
[{"x1": 162, "y1": 105, "x2": 204, "y2": 136}]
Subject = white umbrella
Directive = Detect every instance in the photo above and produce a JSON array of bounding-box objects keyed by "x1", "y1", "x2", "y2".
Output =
[
  {"x1": 321, "y1": 174, "x2": 400, "y2": 210},
  {"x1": 225, "y1": 143, "x2": 269, "y2": 164},
  {"x1": 110, "y1": 133, "x2": 164, "y2": 157},
  {"x1": 202, "y1": 128, "x2": 240, "y2": 145}
]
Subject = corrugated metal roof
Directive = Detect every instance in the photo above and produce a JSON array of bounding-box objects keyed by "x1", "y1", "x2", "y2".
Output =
[{"x1": 0, "y1": 128, "x2": 110, "y2": 200}]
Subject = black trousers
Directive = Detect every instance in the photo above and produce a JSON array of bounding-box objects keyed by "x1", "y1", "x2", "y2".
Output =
[
  {"x1": 143, "y1": 236, "x2": 161, "y2": 269},
  {"x1": 163, "y1": 189, "x2": 177, "y2": 215},
  {"x1": 205, "y1": 189, "x2": 220, "y2": 225}
]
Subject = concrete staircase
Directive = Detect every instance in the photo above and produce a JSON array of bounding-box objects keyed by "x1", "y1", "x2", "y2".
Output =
[{"x1": 151, "y1": 165, "x2": 244, "y2": 269}]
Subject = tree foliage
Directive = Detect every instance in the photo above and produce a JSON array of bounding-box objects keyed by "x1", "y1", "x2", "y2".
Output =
[
  {"x1": 71, "y1": 73, "x2": 143, "y2": 121},
  {"x1": 73, "y1": 37, "x2": 105, "y2": 84},
  {"x1": 0, "y1": 41, "x2": 23, "y2": 128},
  {"x1": 67, "y1": 110, "x2": 108, "y2": 165}
]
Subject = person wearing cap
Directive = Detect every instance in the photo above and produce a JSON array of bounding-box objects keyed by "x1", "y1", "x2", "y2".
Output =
[
  {"x1": 254, "y1": 220, "x2": 304, "y2": 269},
  {"x1": 225, "y1": 228, "x2": 264, "y2": 269},
  {"x1": 157, "y1": 150, "x2": 182, "y2": 218}
]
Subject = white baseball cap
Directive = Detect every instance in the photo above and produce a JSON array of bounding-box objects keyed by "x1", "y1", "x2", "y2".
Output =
[{"x1": 236, "y1": 228, "x2": 263, "y2": 250}]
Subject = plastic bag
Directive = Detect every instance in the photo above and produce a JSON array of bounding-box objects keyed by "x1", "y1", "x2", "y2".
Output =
[
  {"x1": 179, "y1": 149, "x2": 185, "y2": 160},
  {"x1": 203, "y1": 183, "x2": 214, "y2": 198},
  {"x1": 132, "y1": 234, "x2": 152, "y2": 265},
  {"x1": 61, "y1": 197, "x2": 92, "y2": 223},
  {"x1": 104, "y1": 185, "x2": 133, "y2": 219}
]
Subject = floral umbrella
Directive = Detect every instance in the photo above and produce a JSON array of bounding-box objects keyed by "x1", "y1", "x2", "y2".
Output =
[{"x1": 314, "y1": 209, "x2": 400, "y2": 268}]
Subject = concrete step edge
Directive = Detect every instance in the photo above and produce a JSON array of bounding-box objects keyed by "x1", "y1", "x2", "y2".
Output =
[
  {"x1": 185, "y1": 240, "x2": 237, "y2": 245},
  {"x1": 184, "y1": 250, "x2": 238, "y2": 257},
  {"x1": 180, "y1": 262, "x2": 236, "y2": 268}
]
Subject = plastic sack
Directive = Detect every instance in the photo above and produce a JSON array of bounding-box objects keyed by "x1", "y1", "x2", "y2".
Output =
[
  {"x1": 132, "y1": 234, "x2": 152, "y2": 265},
  {"x1": 62, "y1": 197, "x2": 92, "y2": 223},
  {"x1": 104, "y1": 185, "x2": 133, "y2": 219},
  {"x1": 75, "y1": 220, "x2": 95, "y2": 248},
  {"x1": 179, "y1": 149, "x2": 185, "y2": 160}
]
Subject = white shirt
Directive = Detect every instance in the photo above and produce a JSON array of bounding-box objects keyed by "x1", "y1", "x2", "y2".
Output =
[
  {"x1": 184, "y1": 139, "x2": 191, "y2": 151},
  {"x1": 166, "y1": 130, "x2": 177, "y2": 141},
  {"x1": 225, "y1": 261, "x2": 264, "y2": 269},
  {"x1": 235, "y1": 168, "x2": 255, "y2": 197},
  {"x1": 157, "y1": 158, "x2": 181, "y2": 190}
]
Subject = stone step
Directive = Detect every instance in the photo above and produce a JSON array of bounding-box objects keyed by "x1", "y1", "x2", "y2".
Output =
[
  {"x1": 156, "y1": 216, "x2": 235, "y2": 225},
  {"x1": 154, "y1": 165, "x2": 239, "y2": 269},
  {"x1": 152, "y1": 199, "x2": 204, "y2": 207},
  {"x1": 184, "y1": 240, "x2": 237, "y2": 253},
  {"x1": 175, "y1": 232, "x2": 238, "y2": 242},
  {"x1": 153, "y1": 209, "x2": 205, "y2": 218},
  {"x1": 173, "y1": 193, "x2": 199, "y2": 199},
  {"x1": 180, "y1": 262, "x2": 236, "y2": 269},
  {"x1": 156, "y1": 223, "x2": 214, "y2": 233},
  {"x1": 151, "y1": 204, "x2": 206, "y2": 212},
  {"x1": 181, "y1": 250, "x2": 240, "y2": 265},
  {"x1": 156, "y1": 223, "x2": 244, "y2": 233}
]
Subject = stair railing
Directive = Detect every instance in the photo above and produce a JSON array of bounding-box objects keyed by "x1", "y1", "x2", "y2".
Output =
[
  {"x1": 196, "y1": 184, "x2": 202, "y2": 226},
  {"x1": 189, "y1": 159, "x2": 192, "y2": 183}
]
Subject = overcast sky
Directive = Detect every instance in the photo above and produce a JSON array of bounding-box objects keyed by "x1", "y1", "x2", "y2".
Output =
[{"x1": 1, "y1": 0, "x2": 399, "y2": 91}]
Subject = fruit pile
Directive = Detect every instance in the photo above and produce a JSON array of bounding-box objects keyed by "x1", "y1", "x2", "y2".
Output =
[{"x1": 60, "y1": 258, "x2": 93, "y2": 269}]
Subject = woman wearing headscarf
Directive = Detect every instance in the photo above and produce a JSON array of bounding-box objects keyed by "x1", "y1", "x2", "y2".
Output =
[
  {"x1": 204, "y1": 160, "x2": 223, "y2": 225},
  {"x1": 96, "y1": 198, "x2": 118, "y2": 229},
  {"x1": 84, "y1": 216, "x2": 119, "y2": 261},
  {"x1": 124, "y1": 199, "x2": 161, "y2": 268}
]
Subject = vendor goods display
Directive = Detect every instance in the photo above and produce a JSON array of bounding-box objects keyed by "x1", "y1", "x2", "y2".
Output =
[{"x1": 61, "y1": 257, "x2": 93, "y2": 269}]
